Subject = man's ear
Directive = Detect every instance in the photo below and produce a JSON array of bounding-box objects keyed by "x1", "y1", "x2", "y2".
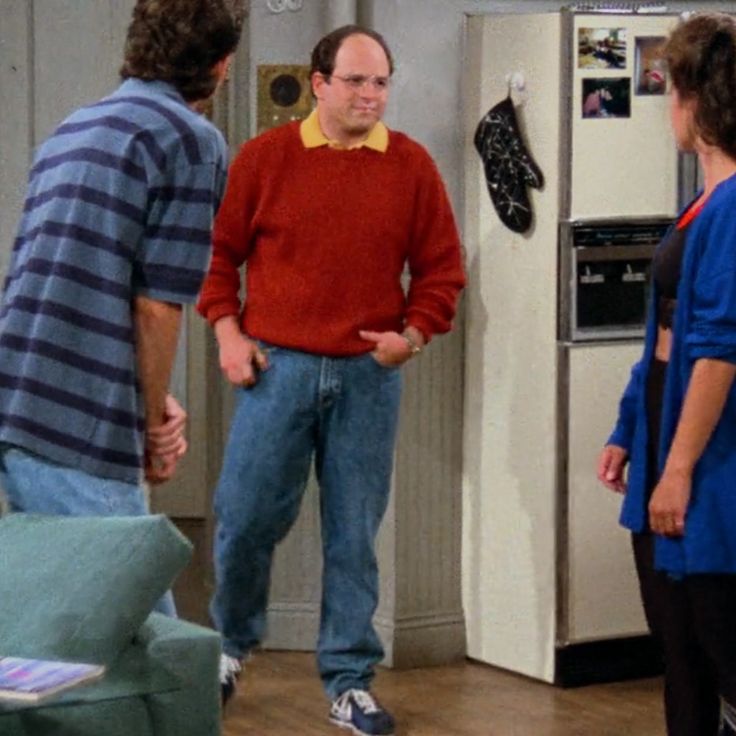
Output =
[
  {"x1": 213, "y1": 54, "x2": 233, "y2": 86},
  {"x1": 311, "y1": 71, "x2": 326, "y2": 100}
]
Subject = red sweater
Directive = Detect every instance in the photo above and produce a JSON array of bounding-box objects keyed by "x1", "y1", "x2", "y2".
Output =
[{"x1": 197, "y1": 121, "x2": 465, "y2": 356}]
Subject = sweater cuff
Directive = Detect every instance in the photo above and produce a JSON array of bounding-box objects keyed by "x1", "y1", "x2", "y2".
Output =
[
  {"x1": 199, "y1": 303, "x2": 239, "y2": 328},
  {"x1": 404, "y1": 317, "x2": 433, "y2": 344}
]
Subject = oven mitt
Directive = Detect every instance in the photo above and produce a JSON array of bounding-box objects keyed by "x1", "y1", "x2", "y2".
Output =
[{"x1": 474, "y1": 95, "x2": 544, "y2": 234}]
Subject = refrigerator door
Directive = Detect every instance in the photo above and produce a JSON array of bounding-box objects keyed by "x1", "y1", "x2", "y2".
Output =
[
  {"x1": 566, "y1": 13, "x2": 680, "y2": 219},
  {"x1": 563, "y1": 341, "x2": 648, "y2": 642}
]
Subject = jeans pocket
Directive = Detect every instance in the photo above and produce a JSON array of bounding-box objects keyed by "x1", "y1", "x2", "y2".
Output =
[
  {"x1": 255, "y1": 339, "x2": 281, "y2": 358},
  {"x1": 367, "y1": 353, "x2": 399, "y2": 371}
]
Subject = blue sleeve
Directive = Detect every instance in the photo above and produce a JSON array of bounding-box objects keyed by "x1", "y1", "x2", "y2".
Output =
[
  {"x1": 686, "y1": 204, "x2": 736, "y2": 364},
  {"x1": 607, "y1": 360, "x2": 643, "y2": 451},
  {"x1": 134, "y1": 145, "x2": 228, "y2": 305}
]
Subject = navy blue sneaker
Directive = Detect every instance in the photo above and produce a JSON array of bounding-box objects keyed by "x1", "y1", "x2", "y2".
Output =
[{"x1": 329, "y1": 689, "x2": 395, "y2": 736}]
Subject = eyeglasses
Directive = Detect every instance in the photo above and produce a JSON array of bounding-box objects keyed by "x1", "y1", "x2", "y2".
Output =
[{"x1": 328, "y1": 74, "x2": 391, "y2": 92}]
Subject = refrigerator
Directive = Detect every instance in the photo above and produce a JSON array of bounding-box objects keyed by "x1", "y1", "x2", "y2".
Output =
[{"x1": 462, "y1": 6, "x2": 688, "y2": 684}]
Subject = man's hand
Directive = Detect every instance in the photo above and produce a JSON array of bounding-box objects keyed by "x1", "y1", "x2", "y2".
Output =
[
  {"x1": 596, "y1": 444, "x2": 628, "y2": 493},
  {"x1": 145, "y1": 453, "x2": 178, "y2": 485},
  {"x1": 215, "y1": 316, "x2": 269, "y2": 386},
  {"x1": 144, "y1": 394, "x2": 188, "y2": 485},
  {"x1": 359, "y1": 329, "x2": 422, "y2": 367},
  {"x1": 219, "y1": 333, "x2": 269, "y2": 386},
  {"x1": 648, "y1": 468, "x2": 691, "y2": 537},
  {"x1": 147, "y1": 394, "x2": 187, "y2": 457}
]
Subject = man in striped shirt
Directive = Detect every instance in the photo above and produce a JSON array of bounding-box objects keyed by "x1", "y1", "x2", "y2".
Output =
[{"x1": 0, "y1": 0, "x2": 243, "y2": 588}]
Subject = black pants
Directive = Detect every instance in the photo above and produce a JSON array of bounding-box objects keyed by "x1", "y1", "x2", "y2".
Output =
[{"x1": 632, "y1": 533, "x2": 736, "y2": 736}]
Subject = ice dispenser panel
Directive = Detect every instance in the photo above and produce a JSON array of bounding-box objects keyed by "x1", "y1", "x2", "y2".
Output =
[{"x1": 561, "y1": 218, "x2": 673, "y2": 342}]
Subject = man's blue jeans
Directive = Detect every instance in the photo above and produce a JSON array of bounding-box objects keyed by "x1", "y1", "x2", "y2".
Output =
[
  {"x1": 0, "y1": 445, "x2": 176, "y2": 616},
  {"x1": 210, "y1": 346, "x2": 402, "y2": 700}
]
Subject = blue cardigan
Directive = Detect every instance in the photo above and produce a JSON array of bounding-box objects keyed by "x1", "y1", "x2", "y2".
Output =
[{"x1": 608, "y1": 173, "x2": 736, "y2": 575}]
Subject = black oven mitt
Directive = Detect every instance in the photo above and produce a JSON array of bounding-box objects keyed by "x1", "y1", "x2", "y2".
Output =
[{"x1": 474, "y1": 96, "x2": 544, "y2": 234}]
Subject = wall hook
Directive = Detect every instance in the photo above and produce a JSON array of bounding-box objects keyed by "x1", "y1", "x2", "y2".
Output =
[{"x1": 505, "y1": 71, "x2": 528, "y2": 104}]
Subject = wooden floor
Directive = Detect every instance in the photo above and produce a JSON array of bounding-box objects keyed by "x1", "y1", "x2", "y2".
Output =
[{"x1": 222, "y1": 651, "x2": 665, "y2": 736}]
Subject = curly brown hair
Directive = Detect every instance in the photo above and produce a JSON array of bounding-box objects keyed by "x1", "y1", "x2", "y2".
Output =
[
  {"x1": 120, "y1": 0, "x2": 245, "y2": 102},
  {"x1": 665, "y1": 12, "x2": 736, "y2": 157}
]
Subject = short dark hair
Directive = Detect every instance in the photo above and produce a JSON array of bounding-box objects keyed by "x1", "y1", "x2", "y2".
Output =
[
  {"x1": 310, "y1": 25, "x2": 394, "y2": 79},
  {"x1": 665, "y1": 12, "x2": 736, "y2": 157},
  {"x1": 120, "y1": 0, "x2": 245, "y2": 102}
]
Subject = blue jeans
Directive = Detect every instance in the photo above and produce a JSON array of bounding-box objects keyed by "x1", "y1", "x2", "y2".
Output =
[
  {"x1": 0, "y1": 445, "x2": 176, "y2": 616},
  {"x1": 210, "y1": 347, "x2": 402, "y2": 699}
]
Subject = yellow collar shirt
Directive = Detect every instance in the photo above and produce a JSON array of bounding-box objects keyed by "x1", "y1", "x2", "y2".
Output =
[{"x1": 299, "y1": 109, "x2": 389, "y2": 152}]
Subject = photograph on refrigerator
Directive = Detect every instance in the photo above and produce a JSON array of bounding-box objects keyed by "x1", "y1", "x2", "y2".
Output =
[
  {"x1": 581, "y1": 77, "x2": 631, "y2": 118},
  {"x1": 578, "y1": 27, "x2": 627, "y2": 69},
  {"x1": 634, "y1": 36, "x2": 667, "y2": 95}
]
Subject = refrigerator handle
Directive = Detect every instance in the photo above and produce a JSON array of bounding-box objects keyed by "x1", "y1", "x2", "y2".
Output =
[{"x1": 677, "y1": 151, "x2": 700, "y2": 209}]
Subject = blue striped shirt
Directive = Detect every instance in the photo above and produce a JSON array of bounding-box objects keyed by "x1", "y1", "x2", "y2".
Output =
[{"x1": 0, "y1": 79, "x2": 228, "y2": 482}]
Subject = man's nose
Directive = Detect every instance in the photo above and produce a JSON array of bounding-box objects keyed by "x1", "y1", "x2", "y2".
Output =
[{"x1": 358, "y1": 81, "x2": 380, "y2": 97}]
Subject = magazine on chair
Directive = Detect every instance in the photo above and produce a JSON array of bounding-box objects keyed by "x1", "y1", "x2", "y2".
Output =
[{"x1": 0, "y1": 656, "x2": 105, "y2": 703}]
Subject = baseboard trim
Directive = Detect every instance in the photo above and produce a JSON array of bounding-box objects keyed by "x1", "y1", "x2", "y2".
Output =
[
  {"x1": 555, "y1": 635, "x2": 663, "y2": 687},
  {"x1": 264, "y1": 605, "x2": 466, "y2": 669},
  {"x1": 264, "y1": 602, "x2": 320, "y2": 651},
  {"x1": 375, "y1": 612, "x2": 466, "y2": 669}
]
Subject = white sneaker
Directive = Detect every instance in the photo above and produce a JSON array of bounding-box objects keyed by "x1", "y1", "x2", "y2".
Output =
[{"x1": 219, "y1": 653, "x2": 242, "y2": 705}]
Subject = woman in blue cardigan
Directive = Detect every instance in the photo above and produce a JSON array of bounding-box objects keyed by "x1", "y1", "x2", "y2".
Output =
[{"x1": 598, "y1": 13, "x2": 736, "y2": 736}]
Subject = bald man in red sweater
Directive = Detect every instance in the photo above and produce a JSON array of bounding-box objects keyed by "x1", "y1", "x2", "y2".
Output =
[{"x1": 198, "y1": 24, "x2": 464, "y2": 736}]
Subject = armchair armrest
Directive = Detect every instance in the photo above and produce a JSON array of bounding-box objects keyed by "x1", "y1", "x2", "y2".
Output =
[{"x1": 136, "y1": 613, "x2": 222, "y2": 736}]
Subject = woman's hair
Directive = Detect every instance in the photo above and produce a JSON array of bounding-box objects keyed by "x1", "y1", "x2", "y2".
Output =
[
  {"x1": 120, "y1": 0, "x2": 245, "y2": 102},
  {"x1": 665, "y1": 12, "x2": 736, "y2": 157},
  {"x1": 310, "y1": 25, "x2": 394, "y2": 79}
]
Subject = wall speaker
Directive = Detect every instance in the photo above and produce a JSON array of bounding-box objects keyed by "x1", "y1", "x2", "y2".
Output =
[{"x1": 257, "y1": 64, "x2": 313, "y2": 134}]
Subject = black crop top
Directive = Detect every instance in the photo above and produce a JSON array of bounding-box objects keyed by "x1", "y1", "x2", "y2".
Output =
[
  {"x1": 651, "y1": 193, "x2": 707, "y2": 329},
  {"x1": 651, "y1": 224, "x2": 687, "y2": 329}
]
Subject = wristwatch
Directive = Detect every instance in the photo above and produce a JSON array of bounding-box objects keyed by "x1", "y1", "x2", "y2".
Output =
[{"x1": 402, "y1": 332, "x2": 422, "y2": 356}]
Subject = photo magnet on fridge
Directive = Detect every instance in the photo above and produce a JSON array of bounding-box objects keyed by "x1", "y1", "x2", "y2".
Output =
[
  {"x1": 578, "y1": 27, "x2": 627, "y2": 69},
  {"x1": 635, "y1": 37, "x2": 667, "y2": 95},
  {"x1": 582, "y1": 77, "x2": 631, "y2": 119}
]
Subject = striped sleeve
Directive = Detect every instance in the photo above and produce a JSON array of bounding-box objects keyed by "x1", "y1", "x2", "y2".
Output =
[{"x1": 134, "y1": 155, "x2": 227, "y2": 304}]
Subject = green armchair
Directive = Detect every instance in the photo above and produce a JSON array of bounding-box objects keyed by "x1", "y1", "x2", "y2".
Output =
[{"x1": 0, "y1": 514, "x2": 222, "y2": 736}]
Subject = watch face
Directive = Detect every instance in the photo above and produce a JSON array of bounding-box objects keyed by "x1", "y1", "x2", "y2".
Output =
[{"x1": 403, "y1": 334, "x2": 421, "y2": 355}]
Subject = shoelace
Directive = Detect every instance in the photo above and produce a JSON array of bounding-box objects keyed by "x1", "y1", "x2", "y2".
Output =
[
  {"x1": 336, "y1": 689, "x2": 380, "y2": 715},
  {"x1": 219, "y1": 655, "x2": 242, "y2": 681}
]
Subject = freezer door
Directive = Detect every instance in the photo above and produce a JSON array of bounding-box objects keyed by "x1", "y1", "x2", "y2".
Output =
[{"x1": 562, "y1": 342, "x2": 648, "y2": 643}]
